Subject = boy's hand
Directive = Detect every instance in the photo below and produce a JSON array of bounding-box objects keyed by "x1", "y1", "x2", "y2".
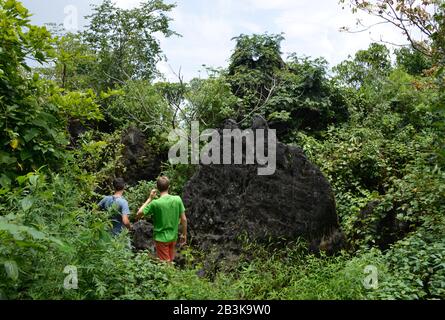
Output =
[
  {"x1": 179, "y1": 234, "x2": 187, "y2": 246},
  {"x1": 149, "y1": 189, "x2": 157, "y2": 199}
]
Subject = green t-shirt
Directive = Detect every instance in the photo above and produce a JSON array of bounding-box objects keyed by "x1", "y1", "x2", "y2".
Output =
[{"x1": 143, "y1": 194, "x2": 186, "y2": 243}]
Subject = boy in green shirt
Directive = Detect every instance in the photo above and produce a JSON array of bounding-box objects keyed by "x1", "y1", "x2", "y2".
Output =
[{"x1": 136, "y1": 176, "x2": 187, "y2": 262}]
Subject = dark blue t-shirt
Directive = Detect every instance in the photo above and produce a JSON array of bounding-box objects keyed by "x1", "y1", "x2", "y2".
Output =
[{"x1": 98, "y1": 195, "x2": 130, "y2": 235}]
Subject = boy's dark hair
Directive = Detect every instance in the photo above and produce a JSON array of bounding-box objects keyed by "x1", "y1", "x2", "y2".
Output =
[
  {"x1": 157, "y1": 176, "x2": 170, "y2": 192},
  {"x1": 113, "y1": 178, "x2": 126, "y2": 191}
]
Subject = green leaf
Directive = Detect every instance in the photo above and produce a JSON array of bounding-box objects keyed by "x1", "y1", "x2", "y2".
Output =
[
  {"x1": 27, "y1": 228, "x2": 45, "y2": 240},
  {"x1": 0, "y1": 217, "x2": 44, "y2": 241},
  {"x1": 0, "y1": 152, "x2": 17, "y2": 165},
  {"x1": 19, "y1": 149, "x2": 32, "y2": 161},
  {"x1": 16, "y1": 174, "x2": 28, "y2": 185},
  {"x1": 20, "y1": 196, "x2": 34, "y2": 211},
  {"x1": 29, "y1": 174, "x2": 39, "y2": 187},
  {"x1": 35, "y1": 51, "x2": 45, "y2": 62},
  {"x1": 15, "y1": 2, "x2": 28, "y2": 16},
  {"x1": 4, "y1": 0, "x2": 15, "y2": 10},
  {"x1": 23, "y1": 128, "x2": 40, "y2": 142},
  {"x1": 0, "y1": 174, "x2": 12, "y2": 188}
]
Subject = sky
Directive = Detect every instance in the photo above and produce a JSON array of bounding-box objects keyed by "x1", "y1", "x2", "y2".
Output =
[{"x1": 21, "y1": 0, "x2": 407, "y2": 81}]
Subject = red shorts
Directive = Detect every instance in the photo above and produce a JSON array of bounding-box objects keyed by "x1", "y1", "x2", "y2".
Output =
[{"x1": 155, "y1": 241, "x2": 177, "y2": 262}]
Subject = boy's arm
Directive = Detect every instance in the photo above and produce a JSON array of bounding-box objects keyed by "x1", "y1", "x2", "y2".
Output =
[
  {"x1": 120, "y1": 200, "x2": 131, "y2": 230},
  {"x1": 179, "y1": 212, "x2": 187, "y2": 246},
  {"x1": 178, "y1": 197, "x2": 187, "y2": 246},
  {"x1": 136, "y1": 189, "x2": 157, "y2": 220},
  {"x1": 122, "y1": 214, "x2": 131, "y2": 229}
]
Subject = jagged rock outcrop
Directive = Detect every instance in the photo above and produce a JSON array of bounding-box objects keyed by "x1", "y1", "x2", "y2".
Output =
[
  {"x1": 182, "y1": 116, "x2": 344, "y2": 257},
  {"x1": 120, "y1": 127, "x2": 164, "y2": 185}
]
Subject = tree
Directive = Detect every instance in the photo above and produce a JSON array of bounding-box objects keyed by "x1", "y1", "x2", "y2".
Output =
[
  {"x1": 227, "y1": 33, "x2": 285, "y2": 123},
  {"x1": 340, "y1": 0, "x2": 444, "y2": 61},
  {"x1": 334, "y1": 43, "x2": 392, "y2": 88},
  {"x1": 34, "y1": 26, "x2": 99, "y2": 91},
  {"x1": 83, "y1": 0, "x2": 177, "y2": 91},
  {"x1": 340, "y1": 0, "x2": 445, "y2": 163},
  {"x1": 226, "y1": 33, "x2": 349, "y2": 139},
  {"x1": 268, "y1": 55, "x2": 349, "y2": 138},
  {"x1": 185, "y1": 75, "x2": 239, "y2": 129},
  {"x1": 0, "y1": 0, "x2": 66, "y2": 187},
  {"x1": 395, "y1": 46, "x2": 433, "y2": 76},
  {"x1": 53, "y1": 33, "x2": 99, "y2": 91},
  {"x1": 106, "y1": 80, "x2": 173, "y2": 137},
  {"x1": 0, "y1": 1, "x2": 108, "y2": 189}
]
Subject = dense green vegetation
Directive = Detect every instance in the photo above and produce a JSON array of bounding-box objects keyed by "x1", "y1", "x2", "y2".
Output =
[{"x1": 1, "y1": 0, "x2": 444, "y2": 300}]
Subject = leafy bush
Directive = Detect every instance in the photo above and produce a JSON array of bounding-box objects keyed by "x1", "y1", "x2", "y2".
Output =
[
  {"x1": 186, "y1": 75, "x2": 239, "y2": 129},
  {"x1": 106, "y1": 81, "x2": 172, "y2": 136},
  {"x1": 0, "y1": 0, "x2": 66, "y2": 186},
  {"x1": 125, "y1": 180, "x2": 156, "y2": 213},
  {"x1": 371, "y1": 218, "x2": 445, "y2": 300},
  {"x1": 73, "y1": 130, "x2": 125, "y2": 192}
]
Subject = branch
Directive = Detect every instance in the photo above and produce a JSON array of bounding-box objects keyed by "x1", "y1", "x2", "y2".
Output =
[
  {"x1": 237, "y1": 76, "x2": 278, "y2": 125},
  {"x1": 340, "y1": 20, "x2": 390, "y2": 33},
  {"x1": 343, "y1": 0, "x2": 434, "y2": 57}
]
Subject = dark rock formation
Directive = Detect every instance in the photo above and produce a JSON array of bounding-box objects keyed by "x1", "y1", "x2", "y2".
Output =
[
  {"x1": 131, "y1": 220, "x2": 154, "y2": 251},
  {"x1": 120, "y1": 127, "x2": 164, "y2": 185},
  {"x1": 182, "y1": 116, "x2": 344, "y2": 258}
]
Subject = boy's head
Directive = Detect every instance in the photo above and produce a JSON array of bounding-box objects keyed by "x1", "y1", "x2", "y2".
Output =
[
  {"x1": 157, "y1": 176, "x2": 170, "y2": 193},
  {"x1": 113, "y1": 178, "x2": 126, "y2": 192}
]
